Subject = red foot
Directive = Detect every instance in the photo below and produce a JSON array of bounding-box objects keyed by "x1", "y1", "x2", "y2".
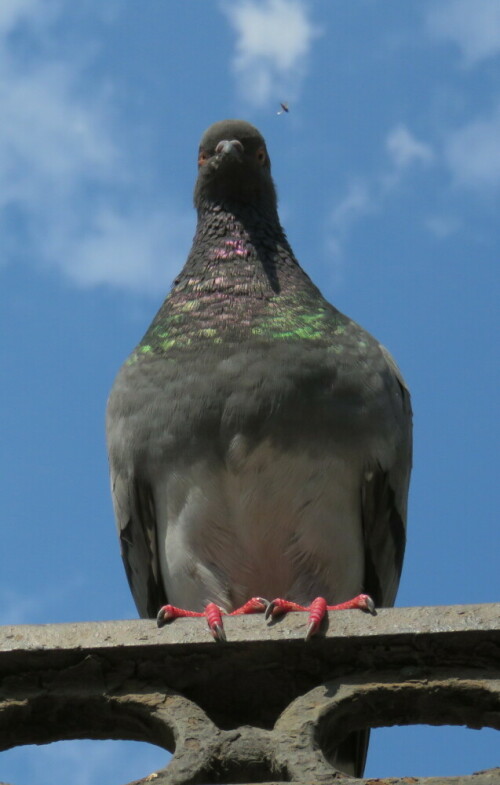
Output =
[
  {"x1": 229, "y1": 597, "x2": 269, "y2": 616},
  {"x1": 265, "y1": 593, "x2": 376, "y2": 640},
  {"x1": 205, "y1": 602, "x2": 226, "y2": 641},
  {"x1": 157, "y1": 602, "x2": 226, "y2": 641},
  {"x1": 156, "y1": 596, "x2": 269, "y2": 642},
  {"x1": 156, "y1": 604, "x2": 204, "y2": 624}
]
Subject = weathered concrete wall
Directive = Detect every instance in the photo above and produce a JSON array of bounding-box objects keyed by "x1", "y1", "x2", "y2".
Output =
[{"x1": 0, "y1": 603, "x2": 499, "y2": 784}]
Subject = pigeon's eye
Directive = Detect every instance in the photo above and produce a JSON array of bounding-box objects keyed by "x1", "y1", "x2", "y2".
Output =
[
  {"x1": 256, "y1": 147, "x2": 267, "y2": 166},
  {"x1": 198, "y1": 150, "x2": 210, "y2": 167}
]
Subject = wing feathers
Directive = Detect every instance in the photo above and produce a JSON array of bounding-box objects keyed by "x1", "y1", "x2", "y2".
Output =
[{"x1": 111, "y1": 472, "x2": 167, "y2": 618}]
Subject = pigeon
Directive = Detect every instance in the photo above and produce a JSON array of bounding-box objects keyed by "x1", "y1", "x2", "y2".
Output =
[{"x1": 106, "y1": 119, "x2": 412, "y2": 775}]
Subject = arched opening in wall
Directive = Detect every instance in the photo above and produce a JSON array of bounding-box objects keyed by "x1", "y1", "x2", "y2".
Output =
[
  {"x1": 0, "y1": 739, "x2": 171, "y2": 785},
  {"x1": 365, "y1": 725, "x2": 499, "y2": 778},
  {"x1": 311, "y1": 671, "x2": 499, "y2": 779}
]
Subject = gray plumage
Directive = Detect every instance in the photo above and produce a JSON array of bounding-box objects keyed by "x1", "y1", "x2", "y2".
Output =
[{"x1": 106, "y1": 119, "x2": 412, "y2": 776}]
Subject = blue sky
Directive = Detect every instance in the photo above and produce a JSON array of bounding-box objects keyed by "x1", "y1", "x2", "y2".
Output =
[{"x1": 0, "y1": 1, "x2": 498, "y2": 782}]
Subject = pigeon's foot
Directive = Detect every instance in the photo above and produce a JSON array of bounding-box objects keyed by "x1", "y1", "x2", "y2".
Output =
[
  {"x1": 156, "y1": 594, "x2": 375, "y2": 641},
  {"x1": 229, "y1": 596, "x2": 270, "y2": 616},
  {"x1": 265, "y1": 593, "x2": 376, "y2": 640},
  {"x1": 157, "y1": 604, "x2": 204, "y2": 625},
  {"x1": 156, "y1": 602, "x2": 227, "y2": 641},
  {"x1": 205, "y1": 602, "x2": 227, "y2": 641},
  {"x1": 156, "y1": 597, "x2": 269, "y2": 642}
]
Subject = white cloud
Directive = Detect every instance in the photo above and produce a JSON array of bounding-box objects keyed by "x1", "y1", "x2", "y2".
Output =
[
  {"x1": 0, "y1": 63, "x2": 117, "y2": 205},
  {"x1": 326, "y1": 124, "x2": 437, "y2": 259},
  {"x1": 330, "y1": 180, "x2": 373, "y2": 230},
  {"x1": 0, "y1": 0, "x2": 193, "y2": 293},
  {"x1": 444, "y1": 106, "x2": 500, "y2": 189},
  {"x1": 427, "y1": 0, "x2": 500, "y2": 65},
  {"x1": 60, "y1": 207, "x2": 193, "y2": 292},
  {"x1": 386, "y1": 125, "x2": 434, "y2": 169},
  {"x1": 221, "y1": 0, "x2": 321, "y2": 106},
  {"x1": 328, "y1": 125, "x2": 434, "y2": 243},
  {"x1": 425, "y1": 216, "x2": 459, "y2": 238},
  {"x1": 425, "y1": 0, "x2": 500, "y2": 193},
  {"x1": 0, "y1": 0, "x2": 48, "y2": 33},
  {"x1": 325, "y1": 179, "x2": 375, "y2": 280},
  {"x1": 323, "y1": 180, "x2": 374, "y2": 288}
]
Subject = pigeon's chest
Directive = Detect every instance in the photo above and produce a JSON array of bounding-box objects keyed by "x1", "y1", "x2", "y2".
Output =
[
  {"x1": 109, "y1": 336, "x2": 396, "y2": 471},
  {"x1": 155, "y1": 435, "x2": 366, "y2": 610}
]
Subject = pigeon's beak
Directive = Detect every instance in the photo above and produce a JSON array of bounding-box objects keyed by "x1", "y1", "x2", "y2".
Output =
[{"x1": 215, "y1": 139, "x2": 244, "y2": 159}]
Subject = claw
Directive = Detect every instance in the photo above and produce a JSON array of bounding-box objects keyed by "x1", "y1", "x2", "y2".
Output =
[
  {"x1": 210, "y1": 623, "x2": 227, "y2": 642},
  {"x1": 265, "y1": 599, "x2": 287, "y2": 620},
  {"x1": 265, "y1": 598, "x2": 305, "y2": 620},
  {"x1": 264, "y1": 600, "x2": 276, "y2": 620},
  {"x1": 304, "y1": 596, "x2": 327, "y2": 640},
  {"x1": 156, "y1": 604, "x2": 177, "y2": 627},
  {"x1": 205, "y1": 602, "x2": 226, "y2": 642},
  {"x1": 305, "y1": 620, "x2": 317, "y2": 642},
  {"x1": 359, "y1": 594, "x2": 376, "y2": 615}
]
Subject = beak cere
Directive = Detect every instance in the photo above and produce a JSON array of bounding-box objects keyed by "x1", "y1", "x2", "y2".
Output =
[{"x1": 215, "y1": 139, "x2": 244, "y2": 157}]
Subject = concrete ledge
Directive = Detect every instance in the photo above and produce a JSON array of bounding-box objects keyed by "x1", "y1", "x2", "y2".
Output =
[
  {"x1": 2, "y1": 603, "x2": 499, "y2": 653},
  {"x1": 0, "y1": 604, "x2": 499, "y2": 784},
  {"x1": 1, "y1": 603, "x2": 499, "y2": 727}
]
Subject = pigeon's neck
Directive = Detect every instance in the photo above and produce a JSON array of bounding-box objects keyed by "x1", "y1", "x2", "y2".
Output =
[
  {"x1": 176, "y1": 203, "x2": 308, "y2": 297},
  {"x1": 137, "y1": 204, "x2": 336, "y2": 354}
]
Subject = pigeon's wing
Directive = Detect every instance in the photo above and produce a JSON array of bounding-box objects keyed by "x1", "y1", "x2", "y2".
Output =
[
  {"x1": 109, "y1": 466, "x2": 167, "y2": 619},
  {"x1": 361, "y1": 347, "x2": 413, "y2": 607},
  {"x1": 333, "y1": 349, "x2": 411, "y2": 779}
]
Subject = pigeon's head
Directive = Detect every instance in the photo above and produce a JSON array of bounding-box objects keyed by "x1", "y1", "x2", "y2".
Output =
[{"x1": 194, "y1": 119, "x2": 277, "y2": 212}]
